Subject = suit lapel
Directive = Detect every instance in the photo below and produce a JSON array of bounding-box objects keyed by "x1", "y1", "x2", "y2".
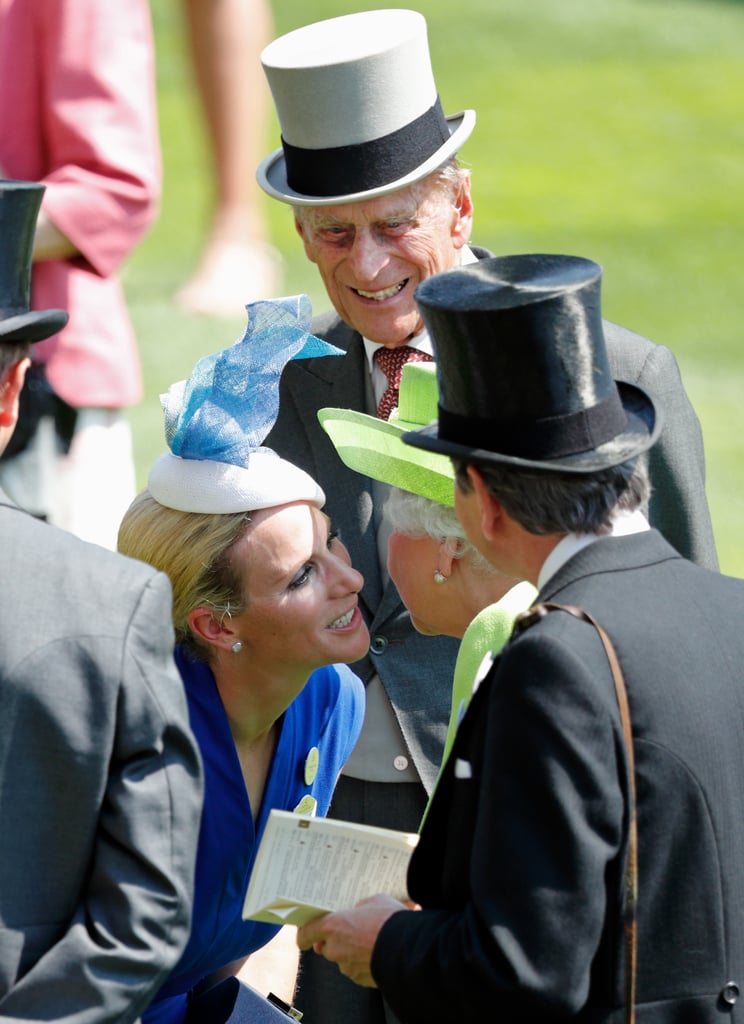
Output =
[{"x1": 297, "y1": 324, "x2": 385, "y2": 613}]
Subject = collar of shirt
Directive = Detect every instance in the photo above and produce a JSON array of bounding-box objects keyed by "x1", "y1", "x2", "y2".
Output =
[
  {"x1": 363, "y1": 244, "x2": 478, "y2": 399},
  {"x1": 537, "y1": 508, "x2": 650, "y2": 591}
]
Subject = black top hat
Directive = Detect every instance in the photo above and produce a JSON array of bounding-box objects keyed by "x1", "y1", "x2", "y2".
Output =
[
  {"x1": 402, "y1": 254, "x2": 662, "y2": 473},
  {"x1": 0, "y1": 179, "x2": 68, "y2": 344}
]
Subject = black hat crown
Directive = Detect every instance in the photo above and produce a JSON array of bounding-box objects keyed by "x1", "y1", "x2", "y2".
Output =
[
  {"x1": 0, "y1": 179, "x2": 68, "y2": 344},
  {"x1": 404, "y1": 254, "x2": 661, "y2": 473}
]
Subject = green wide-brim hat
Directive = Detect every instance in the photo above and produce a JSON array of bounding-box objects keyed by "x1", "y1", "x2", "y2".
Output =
[{"x1": 318, "y1": 361, "x2": 455, "y2": 507}]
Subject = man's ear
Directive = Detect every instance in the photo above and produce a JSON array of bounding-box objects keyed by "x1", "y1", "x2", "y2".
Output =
[
  {"x1": 187, "y1": 607, "x2": 239, "y2": 654},
  {"x1": 467, "y1": 465, "x2": 503, "y2": 543},
  {"x1": 451, "y1": 174, "x2": 474, "y2": 250},
  {"x1": 0, "y1": 357, "x2": 30, "y2": 427}
]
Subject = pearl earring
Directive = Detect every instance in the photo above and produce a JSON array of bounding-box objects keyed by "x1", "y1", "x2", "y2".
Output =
[
  {"x1": 231, "y1": 640, "x2": 243, "y2": 654},
  {"x1": 433, "y1": 570, "x2": 448, "y2": 585}
]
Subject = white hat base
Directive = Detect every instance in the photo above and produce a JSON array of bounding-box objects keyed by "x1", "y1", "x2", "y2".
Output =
[{"x1": 148, "y1": 450, "x2": 325, "y2": 514}]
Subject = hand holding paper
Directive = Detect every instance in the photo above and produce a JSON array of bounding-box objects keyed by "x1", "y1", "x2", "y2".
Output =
[
  {"x1": 242, "y1": 810, "x2": 419, "y2": 927},
  {"x1": 297, "y1": 894, "x2": 411, "y2": 988}
]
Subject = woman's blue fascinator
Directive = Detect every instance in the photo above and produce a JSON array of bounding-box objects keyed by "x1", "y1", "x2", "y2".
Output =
[{"x1": 148, "y1": 295, "x2": 340, "y2": 513}]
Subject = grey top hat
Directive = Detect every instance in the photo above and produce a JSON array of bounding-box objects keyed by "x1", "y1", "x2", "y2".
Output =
[
  {"x1": 0, "y1": 180, "x2": 68, "y2": 344},
  {"x1": 402, "y1": 254, "x2": 663, "y2": 473},
  {"x1": 257, "y1": 9, "x2": 476, "y2": 206}
]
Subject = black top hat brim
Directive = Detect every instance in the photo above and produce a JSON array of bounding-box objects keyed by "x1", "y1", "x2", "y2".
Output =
[
  {"x1": 403, "y1": 380, "x2": 663, "y2": 474},
  {"x1": 0, "y1": 309, "x2": 68, "y2": 345}
]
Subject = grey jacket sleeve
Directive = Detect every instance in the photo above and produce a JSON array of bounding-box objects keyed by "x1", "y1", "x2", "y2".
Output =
[
  {"x1": 0, "y1": 571, "x2": 204, "y2": 1024},
  {"x1": 604, "y1": 321, "x2": 718, "y2": 569}
]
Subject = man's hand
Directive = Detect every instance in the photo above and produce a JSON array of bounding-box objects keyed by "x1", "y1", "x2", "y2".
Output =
[{"x1": 297, "y1": 894, "x2": 412, "y2": 988}]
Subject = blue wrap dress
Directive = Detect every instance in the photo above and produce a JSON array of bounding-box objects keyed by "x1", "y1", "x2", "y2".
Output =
[{"x1": 143, "y1": 647, "x2": 365, "y2": 1024}]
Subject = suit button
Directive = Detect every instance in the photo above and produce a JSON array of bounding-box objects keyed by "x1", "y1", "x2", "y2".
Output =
[
  {"x1": 370, "y1": 635, "x2": 387, "y2": 655},
  {"x1": 721, "y1": 981, "x2": 740, "y2": 1006}
]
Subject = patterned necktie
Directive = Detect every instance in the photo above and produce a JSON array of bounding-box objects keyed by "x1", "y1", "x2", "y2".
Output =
[{"x1": 374, "y1": 345, "x2": 433, "y2": 420}]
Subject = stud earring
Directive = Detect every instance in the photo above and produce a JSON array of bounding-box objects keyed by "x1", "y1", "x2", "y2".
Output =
[
  {"x1": 433, "y1": 570, "x2": 448, "y2": 585},
  {"x1": 231, "y1": 640, "x2": 243, "y2": 654}
]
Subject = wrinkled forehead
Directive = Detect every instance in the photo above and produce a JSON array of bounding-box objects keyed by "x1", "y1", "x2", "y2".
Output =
[{"x1": 297, "y1": 176, "x2": 446, "y2": 230}]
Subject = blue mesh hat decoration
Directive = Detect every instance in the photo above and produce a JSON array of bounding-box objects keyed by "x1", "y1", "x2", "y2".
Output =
[{"x1": 148, "y1": 294, "x2": 341, "y2": 513}]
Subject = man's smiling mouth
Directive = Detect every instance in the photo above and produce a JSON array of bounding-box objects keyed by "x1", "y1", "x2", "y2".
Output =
[{"x1": 353, "y1": 281, "x2": 407, "y2": 301}]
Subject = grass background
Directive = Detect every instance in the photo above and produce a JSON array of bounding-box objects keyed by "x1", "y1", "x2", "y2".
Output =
[{"x1": 125, "y1": 0, "x2": 744, "y2": 575}]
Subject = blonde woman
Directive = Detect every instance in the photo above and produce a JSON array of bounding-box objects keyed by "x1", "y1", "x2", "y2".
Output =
[{"x1": 119, "y1": 297, "x2": 368, "y2": 1024}]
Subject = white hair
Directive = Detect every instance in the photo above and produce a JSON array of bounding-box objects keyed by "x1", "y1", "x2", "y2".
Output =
[{"x1": 384, "y1": 487, "x2": 498, "y2": 576}]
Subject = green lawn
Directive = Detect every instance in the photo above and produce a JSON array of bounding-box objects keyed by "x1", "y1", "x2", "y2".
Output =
[{"x1": 125, "y1": 0, "x2": 744, "y2": 575}]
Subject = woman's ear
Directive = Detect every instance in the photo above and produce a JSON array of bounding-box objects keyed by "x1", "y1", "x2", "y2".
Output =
[
  {"x1": 436, "y1": 539, "x2": 458, "y2": 581},
  {"x1": 187, "y1": 607, "x2": 238, "y2": 654}
]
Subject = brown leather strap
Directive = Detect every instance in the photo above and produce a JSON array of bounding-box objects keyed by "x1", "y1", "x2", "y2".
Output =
[{"x1": 514, "y1": 601, "x2": 637, "y2": 1024}]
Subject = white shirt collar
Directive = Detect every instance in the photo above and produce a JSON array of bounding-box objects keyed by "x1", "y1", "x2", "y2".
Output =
[{"x1": 537, "y1": 509, "x2": 650, "y2": 590}]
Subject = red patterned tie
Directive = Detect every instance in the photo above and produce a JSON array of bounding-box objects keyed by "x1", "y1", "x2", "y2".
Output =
[{"x1": 374, "y1": 346, "x2": 433, "y2": 420}]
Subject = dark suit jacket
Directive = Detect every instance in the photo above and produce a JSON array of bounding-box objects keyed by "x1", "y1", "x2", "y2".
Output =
[
  {"x1": 266, "y1": 269, "x2": 718, "y2": 792},
  {"x1": 0, "y1": 489, "x2": 204, "y2": 1023},
  {"x1": 372, "y1": 531, "x2": 744, "y2": 1022}
]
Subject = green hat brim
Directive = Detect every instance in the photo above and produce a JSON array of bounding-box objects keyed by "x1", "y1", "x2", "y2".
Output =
[{"x1": 318, "y1": 406, "x2": 455, "y2": 507}]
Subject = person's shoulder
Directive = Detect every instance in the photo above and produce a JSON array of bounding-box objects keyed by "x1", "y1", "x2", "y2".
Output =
[
  {"x1": 305, "y1": 661, "x2": 364, "y2": 696},
  {"x1": 310, "y1": 309, "x2": 357, "y2": 351},
  {"x1": 0, "y1": 499, "x2": 163, "y2": 598},
  {"x1": 470, "y1": 243, "x2": 495, "y2": 261},
  {"x1": 601, "y1": 318, "x2": 683, "y2": 389},
  {"x1": 297, "y1": 663, "x2": 365, "y2": 720},
  {"x1": 602, "y1": 318, "x2": 655, "y2": 351}
]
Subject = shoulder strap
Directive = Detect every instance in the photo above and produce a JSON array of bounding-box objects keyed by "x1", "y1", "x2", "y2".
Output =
[{"x1": 513, "y1": 602, "x2": 637, "y2": 1024}]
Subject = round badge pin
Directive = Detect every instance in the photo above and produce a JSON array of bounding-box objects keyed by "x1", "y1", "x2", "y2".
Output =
[
  {"x1": 304, "y1": 746, "x2": 319, "y2": 786},
  {"x1": 294, "y1": 794, "x2": 318, "y2": 816}
]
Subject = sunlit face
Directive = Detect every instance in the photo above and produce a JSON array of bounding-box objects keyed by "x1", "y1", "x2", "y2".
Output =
[
  {"x1": 296, "y1": 173, "x2": 473, "y2": 348},
  {"x1": 229, "y1": 502, "x2": 369, "y2": 673},
  {"x1": 387, "y1": 529, "x2": 450, "y2": 636}
]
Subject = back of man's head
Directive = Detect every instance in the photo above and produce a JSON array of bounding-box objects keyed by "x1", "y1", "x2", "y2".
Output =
[{"x1": 453, "y1": 457, "x2": 650, "y2": 538}]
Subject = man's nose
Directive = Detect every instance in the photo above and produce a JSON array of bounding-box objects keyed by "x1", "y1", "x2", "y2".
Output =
[{"x1": 347, "y1": 227, "x2": 389, "y2": 280}]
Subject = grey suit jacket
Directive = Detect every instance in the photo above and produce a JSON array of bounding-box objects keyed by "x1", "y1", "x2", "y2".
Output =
[
  {"x1": 374, "y1": 532, "x2": 744, "y2": 1022},
  {"x1": 0, "y1": 490, "x2": 204, "y2": 1024},
  {"x1": 266, "y1": 278, "x2": 718, "y2": 791},
  {"x1": 602, "y1": 319, "x2": 718, "y2": 570}
]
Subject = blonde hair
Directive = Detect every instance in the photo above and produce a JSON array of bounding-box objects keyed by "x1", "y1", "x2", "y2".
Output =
[{"x1": 118, "y1": 490, "x2": 253, "y2": 659}]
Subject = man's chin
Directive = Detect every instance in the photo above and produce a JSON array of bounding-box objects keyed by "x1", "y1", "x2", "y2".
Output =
[{"x1": 348, "y1": 314, "x2": 422, "y2": 347}]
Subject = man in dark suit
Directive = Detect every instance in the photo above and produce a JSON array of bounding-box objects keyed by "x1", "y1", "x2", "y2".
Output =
[
  {"x1": 0, "y1": 179, "x2": 204, "y2": 1021},
  {"x1": 296, "y1": 254, "x2": 744, "y2": 1022},
  {"x1": 257, "y1": 11, "x2": 718, "y2": 1022}
]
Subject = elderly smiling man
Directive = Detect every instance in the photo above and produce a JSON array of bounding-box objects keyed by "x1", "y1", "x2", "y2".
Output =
[{"x1": 257, "y1": 11, "x2": 718, "y2": 1024}]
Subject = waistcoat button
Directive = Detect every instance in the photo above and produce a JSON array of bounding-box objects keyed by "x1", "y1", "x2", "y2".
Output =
[{"x1": 721, "y1": 982, "x2": 740, "y2": 1006}]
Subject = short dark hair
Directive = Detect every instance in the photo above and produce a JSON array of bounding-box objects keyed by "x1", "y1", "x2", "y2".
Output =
[
  {"x1": 0, "y1": 340, "x2": 31, "y2": 378},
  {"x1": 453, "y1": 457, "x2": 649, "y2": 536}
]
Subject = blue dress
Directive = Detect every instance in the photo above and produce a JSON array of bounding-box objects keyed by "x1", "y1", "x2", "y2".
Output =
[{"x1": 143, "y1": 648, "x2": 365, "y2": 1024}]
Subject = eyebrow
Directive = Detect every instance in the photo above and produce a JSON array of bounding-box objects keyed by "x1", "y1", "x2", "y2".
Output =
[
  {"x1": 308, "y1": 207, "x2": 417, "y2": 231},
  {"x1": 272, "y1": 511, "x2": 333, "y2": 588}
]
